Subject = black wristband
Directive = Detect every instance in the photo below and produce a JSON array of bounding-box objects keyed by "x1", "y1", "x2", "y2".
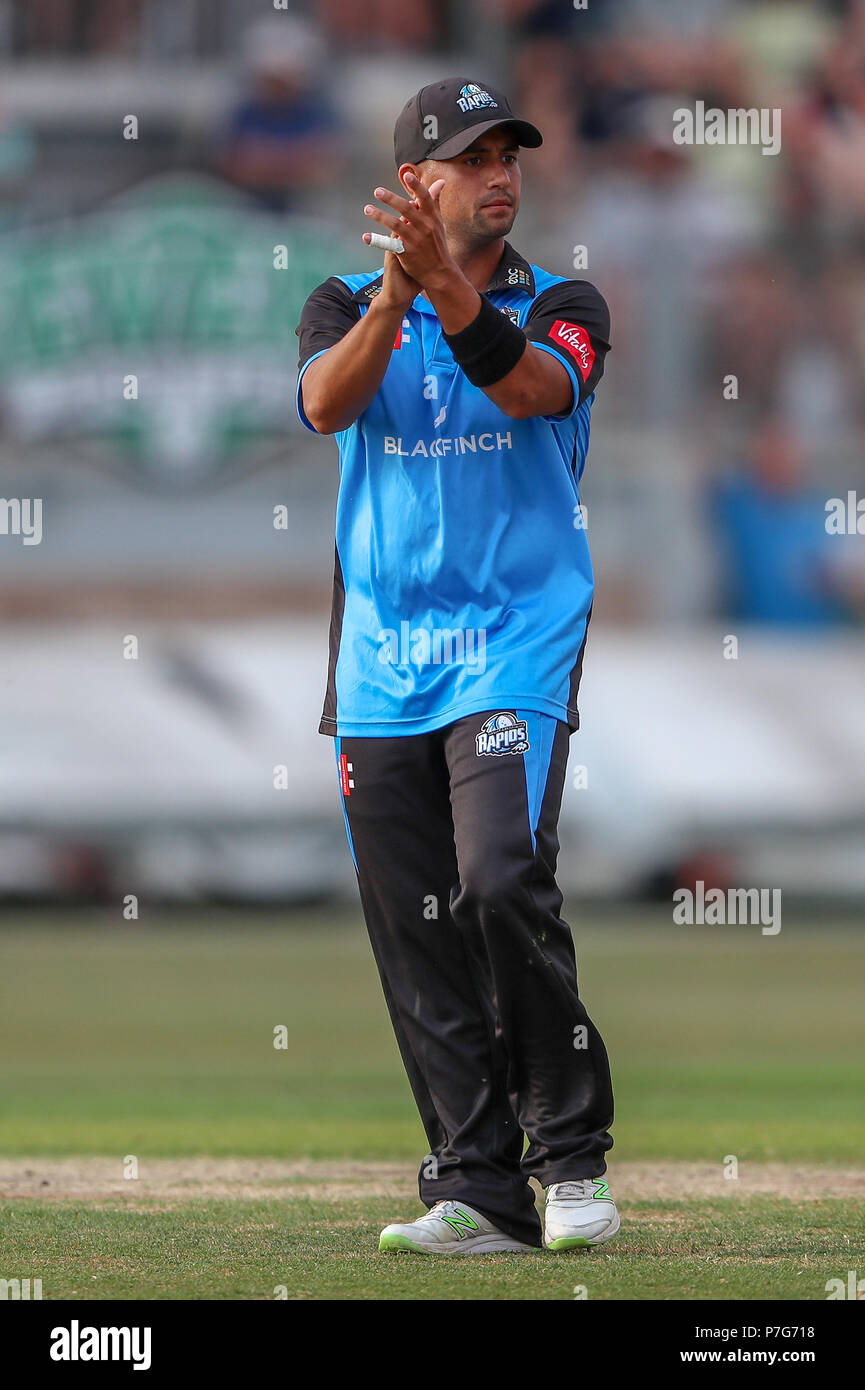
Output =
[{"x1": 442, "y1": 295, "x2": 527, "y2": 387}]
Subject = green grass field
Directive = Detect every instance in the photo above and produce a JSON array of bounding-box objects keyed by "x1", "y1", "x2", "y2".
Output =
[{"x1": 1, "y1": 909, "x2": 863, "y2": 1299}]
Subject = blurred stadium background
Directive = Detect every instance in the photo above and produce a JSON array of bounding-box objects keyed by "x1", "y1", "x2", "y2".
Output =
[{"x1": 1, "y1": 0, "x2": 864, "y2": 910}]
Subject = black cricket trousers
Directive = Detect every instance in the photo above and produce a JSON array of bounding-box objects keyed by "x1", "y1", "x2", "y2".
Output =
[{"x1": 333, "y1": 707, "x2": 614, "y2": 1247}]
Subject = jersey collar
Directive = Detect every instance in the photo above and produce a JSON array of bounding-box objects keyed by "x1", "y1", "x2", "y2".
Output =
[
  {"x1": 350, "y1": 241, "x2": 535, "y2": 312},
  {"x1": 484, "y1": 242, "x2": 535, "y2": 296}
]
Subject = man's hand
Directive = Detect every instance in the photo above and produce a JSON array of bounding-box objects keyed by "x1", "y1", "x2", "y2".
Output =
[
  {"x1": 358, "y1": 171, "x2": 572, "y2": 420},
  {"x1": 363, "y1": 174, "x2": 452, "y2": 291},
  {"x1": 377, "y1": 250, "x2": 421, "y2": 314}
]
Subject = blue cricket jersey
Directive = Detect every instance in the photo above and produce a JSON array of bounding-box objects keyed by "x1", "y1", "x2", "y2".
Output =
[{"x1": 295, "y1": 241, "x2": 610, "y2": 737}]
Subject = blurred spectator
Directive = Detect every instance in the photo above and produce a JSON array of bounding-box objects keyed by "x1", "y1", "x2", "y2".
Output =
[
  {"x1": 823, "y1": 251, "x2": 865, "y2": 436},
  {"x1": 711, "y1": 418, "x2": 856, "y2": 626},
  {"x1": 705, "y1": 253, "x2": 800, "y2": 418},
  {"x1": 315, "y1": 0, "x2": 439, "y2": 52},
  {"x1": 0, "y1": 103, "x2": 37, "y2": 203},
  {"x1": 499, "y1": 0, "x2": 582, "y2": 39},
  {"x1": 784, "y1": 13, "x2": 865, "y2": 242},
  {"x1": 565, "y1": 96, "x2": 761, "y2": 424},
  {"x1": 732, "y1": 0, "x2": 839, "y2": 100},
  {"x1": 218, "y1": 15, "x2": 344, "y2": 213},
  {"x1": 12, "y1": 0, "x2": 143, "y2": 54}
]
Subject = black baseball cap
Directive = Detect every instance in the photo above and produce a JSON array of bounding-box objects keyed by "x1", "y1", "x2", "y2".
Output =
[{"x1": 394, "y1": 77, "x2": 543, "y2": 166}]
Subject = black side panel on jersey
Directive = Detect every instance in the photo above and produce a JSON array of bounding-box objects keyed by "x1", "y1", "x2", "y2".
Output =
[
  {"x1": 319, "y1": 543, "x2": 346, "y2": 735},
  {"x1": 524, "y1": 280, "x2": 611, "y2": 405},
  {"x1": 296, "y1": 279, "x2": 356, "y2": 734},
  {"x1": 296, "y1": 276, "x2": 361, "y2": 369},
  {"x1": 566, "y1": 602, "x2": 593, "y2": 730}
]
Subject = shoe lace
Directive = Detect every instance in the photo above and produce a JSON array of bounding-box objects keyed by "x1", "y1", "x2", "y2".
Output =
[
  {"x1": 550, "y1": 1180, "x2": 593, "y2": 1199},
  {"x1": 421, "y1": 1200, "x2": 455, "y2": 1222}
]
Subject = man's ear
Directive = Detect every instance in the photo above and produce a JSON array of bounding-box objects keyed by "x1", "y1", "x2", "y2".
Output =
[{"x1": 398, "y1": 162, "x2": 422, "y2": 195}]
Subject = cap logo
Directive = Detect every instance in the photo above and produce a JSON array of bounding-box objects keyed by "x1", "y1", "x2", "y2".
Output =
[{"x1": 457, "y1": 83, "x2": 498, "y2": 114}]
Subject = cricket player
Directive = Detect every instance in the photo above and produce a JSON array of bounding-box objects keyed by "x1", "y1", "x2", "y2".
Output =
[{"x1": 295, "y1": 78, "x2": 617, "y2": 1254}]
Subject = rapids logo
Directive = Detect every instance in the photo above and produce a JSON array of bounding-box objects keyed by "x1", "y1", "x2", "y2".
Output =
[
  {"x1": 476, "y1": 712, "x2": 530, "y2": 756},
  {"x1": 500, "y1": 306, "x2": 520, "y2": 325},
  {"x1": 457, "y1": 83, "x2": 498, "y2": 114}
]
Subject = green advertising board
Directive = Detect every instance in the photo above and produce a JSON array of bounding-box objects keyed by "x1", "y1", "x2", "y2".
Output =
[{"x1": 0, "y1": 175, "x2": 356, "y2": 487}]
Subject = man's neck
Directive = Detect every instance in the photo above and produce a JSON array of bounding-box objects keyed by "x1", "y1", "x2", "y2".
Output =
[{"x1": 422, "y1": 237, "x2": 506, "y2": 300}]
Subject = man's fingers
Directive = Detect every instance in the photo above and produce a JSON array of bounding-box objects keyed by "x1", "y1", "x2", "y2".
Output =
[
  {"x1": 373, "y1": 185, "x2": 412, "y2": 215},
  {"x1": 363, "y1": 203, "x2": 404, "y2": 234},
  {"x1": 362, "y1": 174, "x2": 442, "y2": 263},
  {"x1": 401, "y1": 172, "x2": 428, "y2": 201},
  {"x1": 366, "y1": 231, "x2": 405, "y2": 253},
  {"x1": 403, "y1": 173, "x2": 445, "y2": 208}
]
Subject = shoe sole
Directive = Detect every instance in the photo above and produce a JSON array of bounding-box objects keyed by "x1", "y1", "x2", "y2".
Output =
[
  {"x1": 379, "y1": 1232, "x2": 536, "y2": 1255},
  {"x1": 544, "y1": 1212, "x2": 621, "y2": 1251}
]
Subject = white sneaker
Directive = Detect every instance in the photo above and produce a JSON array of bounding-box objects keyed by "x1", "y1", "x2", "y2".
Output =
[
  {"x1": 379, "y1": 1200, "x2": 536, "y2": 1255},
  {"x1": 544, "y1": 1178, "x2": 621, "y2": 1249}
]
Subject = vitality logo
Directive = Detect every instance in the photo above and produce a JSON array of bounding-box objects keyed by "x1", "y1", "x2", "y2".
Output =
[
  {"x1": 476, "y1": 712, "x2": 530, "y2": 756},
  {"x1": 549, "y1": 320, "x2": 595, "y2": 382}
]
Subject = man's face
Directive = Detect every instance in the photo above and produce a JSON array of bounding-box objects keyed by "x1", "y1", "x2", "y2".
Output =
[{"x1": 405, "y1": 124, "x2": 521, "y2": 245}]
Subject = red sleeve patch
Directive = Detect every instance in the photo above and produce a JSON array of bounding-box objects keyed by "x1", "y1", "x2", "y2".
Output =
[{"x1": 548, "y1": 319, "x2": 595, "y2": 382}]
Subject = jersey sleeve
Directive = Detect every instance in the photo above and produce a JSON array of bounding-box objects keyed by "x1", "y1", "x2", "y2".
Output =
[
  {"x1": 524, "y1": 279, "x2": 611, "y2": 419},
  {"x1": 295, "y1": 276, "x2": 361, "y2": 432}
]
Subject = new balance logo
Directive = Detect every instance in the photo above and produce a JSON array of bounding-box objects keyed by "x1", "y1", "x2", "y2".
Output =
[{"x1": 438, "y1": 1207, "x2": 480, "y2": 1237}]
